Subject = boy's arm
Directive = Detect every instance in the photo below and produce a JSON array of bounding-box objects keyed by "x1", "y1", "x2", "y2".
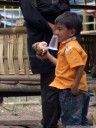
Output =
[
  {"x1": 47, "y1": 52, "x2": 57, "y2": 65},
  {"x1": 71, "y1": 65, "x2": 84, "y2": 95},
  {"x1": 36, "y1": 50, "x2": 57, "y2": 65}
]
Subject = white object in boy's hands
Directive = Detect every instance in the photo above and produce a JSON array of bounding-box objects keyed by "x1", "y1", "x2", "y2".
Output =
[
  {"x1": 48, "y1": 35, "x2": 58, "y2": 50},
  {"x1": 38, "y1": 41, "x2": 47, "y2": 49},
  {"x1": 38, "y1": 41, "x2": 47, "y2": 56}
]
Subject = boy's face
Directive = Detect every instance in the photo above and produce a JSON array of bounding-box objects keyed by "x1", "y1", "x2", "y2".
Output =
[{"x1": 54, "y1": 23, "x2": 75, "y2": 43}]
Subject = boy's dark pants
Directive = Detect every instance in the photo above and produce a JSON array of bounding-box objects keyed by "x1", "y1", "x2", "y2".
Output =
[
  {"x1": 59, "y1": 89, "x2": 90, "y2": 126},
  {"x1": 41, "y1": 69, "x2": 61, "y2": 128}
]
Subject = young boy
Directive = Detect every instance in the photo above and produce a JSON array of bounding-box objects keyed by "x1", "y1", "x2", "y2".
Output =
[{"x1": 35, "y1": 11, "x2": 90, "y2": 126}]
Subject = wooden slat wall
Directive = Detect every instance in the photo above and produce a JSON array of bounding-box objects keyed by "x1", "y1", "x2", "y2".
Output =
[
  {"x1": 81, "y1": 35, "x2": 96, "y2": 73},
  {"x1": 0, "y1": 32, "x2": 31, "y2": 76}
]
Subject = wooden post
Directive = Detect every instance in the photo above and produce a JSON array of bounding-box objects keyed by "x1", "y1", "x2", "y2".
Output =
[
  {"x1": 0, "y1": 35, "x2": 4, "y2": 74},
  {"x1": 7, "y1": 35, "x2": 15, "y2": 74}
]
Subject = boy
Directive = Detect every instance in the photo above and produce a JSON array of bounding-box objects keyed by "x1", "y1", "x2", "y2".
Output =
[{"x1": 35, "y1": 11, "x2": 90, "y2": 126}]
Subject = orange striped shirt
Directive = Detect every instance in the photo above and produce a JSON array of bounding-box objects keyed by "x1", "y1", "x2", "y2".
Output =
[{"x1": 50, "y1": 39, "x2": 88, "y2": 91}]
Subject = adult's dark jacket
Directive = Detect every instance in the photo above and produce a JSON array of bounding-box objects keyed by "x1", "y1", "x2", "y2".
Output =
[{"x1": 19, "y1": 0, "x2": 70, "y2": 74}]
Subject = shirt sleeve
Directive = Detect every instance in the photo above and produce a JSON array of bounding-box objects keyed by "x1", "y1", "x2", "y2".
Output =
[{"x1": 65, "y1": 47, "x2": 84, "y2": 68}]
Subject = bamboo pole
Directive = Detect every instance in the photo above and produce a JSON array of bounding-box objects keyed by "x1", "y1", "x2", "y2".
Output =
[
  {"x1": 2, "y1": 101, "x2": 40, "y2": 106},
  {"x1": 81, "y1": 30, "x2": 96, "y2": 35},
  {"x1": 0, "y1": 27, "x2": 27, "y2": 34},
  {"x1": 0, "y1": 82, "x2": 95, "y2": 92},
  {"x1": 12, "y1": 27, "x2": 27, "y2": 34},
  {"x1": 0, "y1": 27, "x2": 96, "y2": 35},
  {"x1": 0, "y1": 74, "x2": 40, "y2": 81},
  {"x1": 0, "y1": 81, "x2": 40, "y2": 85},
  {"x1": 0, "y1": 84, "x2": 40, "y2": 92}
]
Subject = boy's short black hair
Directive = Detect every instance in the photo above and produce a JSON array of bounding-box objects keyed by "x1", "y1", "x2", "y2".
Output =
[{"x1": 55, "y1": 11, "x2": 83, "y2": 36}]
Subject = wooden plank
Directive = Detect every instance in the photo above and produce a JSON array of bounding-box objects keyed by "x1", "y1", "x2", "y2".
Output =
[
  {"x1": 18, "y1": 35, "x2": 24, "y2": 74},
  {"x1": 0, "y1": 81, "x2": 40, "y2": 85},
  {"x1": 0, "y1": 27, "x2": 27, "y2": 34},
  {"x1": 0, "y1": 74, "x2": 40, "y2": 81},
  {"x1": 0, "y1": 115, "x2": 41, "y2": 126},
  {"x1": 14, "y1": 34, "x2": 19, "y2": 75},
  {"x1": 0, "y1": 27, "x2": 96, "y2": 35},
  {"x1": 0, "y1": 82, "x2": 95, "y2": 92},
  {"x1": 81, "y1": 30, "x2": 96, "y2": 35},
  {"x1": 23, "y1": 34, "x2": 30, "y2": 75},
  {"x1": 3, "y1": 35, "x2": 8, "y2": 75},
  {"x1": 0, "y1": 84, "x2": 40, "y2": 92},
  {"x1": 0, "y1": 126, "x2": 24, "y2": 128},
  {"x1": 0, "y1": 35, "x2": 4, "y2": 74},
  {"x1": 7, "y1": 35, "x2": 15, "y2": 74}
]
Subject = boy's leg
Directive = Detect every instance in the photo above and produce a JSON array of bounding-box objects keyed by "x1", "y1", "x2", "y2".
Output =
[
  {"x1": 81, "y1": 91, "x2": 90, "y2": 125},
  {"x1": 59, "y1": 89, "x2": 86, "y2": 126}
]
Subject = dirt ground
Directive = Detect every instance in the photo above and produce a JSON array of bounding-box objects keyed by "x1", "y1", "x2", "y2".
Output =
[
  {"x1": 0, "y1": 96, "x2": 41, "y2": 115},
  {"x1": 0, "y1": 96, "x2": 42, "y2": 127},
  {"x1": 0, "y1": 96, "x2": 94, "y2": 128}
]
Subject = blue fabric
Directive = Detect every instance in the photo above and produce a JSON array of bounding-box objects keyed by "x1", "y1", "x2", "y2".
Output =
[
  {"x1": 69, "y1": 0, "x2": 94, "y2": 15},
  {"x1": 59, "y1": 89, "x2": 90, "y2": 126},
  {"x1": 69, "y1": 0, "x2": 94, "y2": 4}
]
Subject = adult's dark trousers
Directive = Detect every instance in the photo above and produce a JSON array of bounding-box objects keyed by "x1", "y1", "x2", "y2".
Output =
[{"x1": 41, "y1": 69, "x2": 61, "y2": 128}]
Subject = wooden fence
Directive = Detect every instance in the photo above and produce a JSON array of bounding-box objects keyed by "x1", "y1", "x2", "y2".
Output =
[
  {"x1": 0, "y1": 27, "x2": 30, "y2": 75},
  {"x1": 80, "y1": 32, "x2": 96, "y2": 73},
  {"x1": 0, "y1": 27, "x2": 40, "y2": 96}
]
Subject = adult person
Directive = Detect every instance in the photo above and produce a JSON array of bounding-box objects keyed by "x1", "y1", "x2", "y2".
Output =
[{"x1": 19, "y1": 0, "x2": 70, "y2": 128}]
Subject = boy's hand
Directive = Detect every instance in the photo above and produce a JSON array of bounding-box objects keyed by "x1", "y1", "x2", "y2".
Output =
[
  {"x1": 32, "y1": 42, "x2": 40, "y2": 51},
  {"x1": 32, "y1": 41, "x2": 47, "y2": 56},
  {"x1": 38, "y1": 41, "x2": 47, "y2": 49},
  {"x1": 36, "y1": 47, "x2": 49, "y2": 59},
  {"x1": 71, "y1": 66, "x2": 84, "y2": 95},
  {"x1": 71, "y1": 85, "x2": 79, "y2": 95}
]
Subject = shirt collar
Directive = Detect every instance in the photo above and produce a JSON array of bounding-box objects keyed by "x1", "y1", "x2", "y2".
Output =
[{"x1": 62, "y1": 36, "x2": 76, "y2": 44}]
